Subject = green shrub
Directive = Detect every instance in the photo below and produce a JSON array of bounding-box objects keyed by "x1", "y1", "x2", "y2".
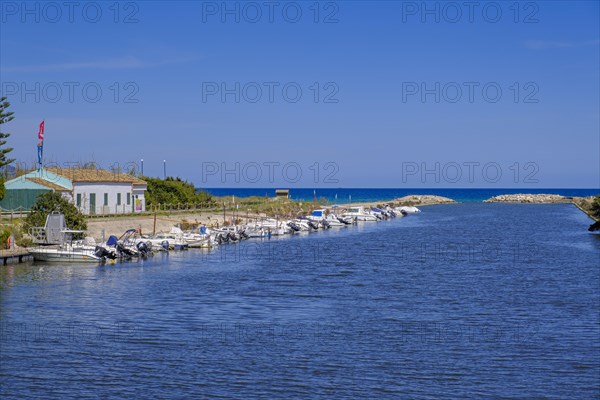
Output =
[
  {"x1": 0, "y1": 228, "x2": 10, "y2": 249},
  {"x1": 591, "y1": 196, "x2": 600, "y2": 219},
  {"x1": 25, "y1": 192, "x2": 87, "y2": 234},
  {"x1": 143, "y1": 176, "x2": 214, "y2": 207}
]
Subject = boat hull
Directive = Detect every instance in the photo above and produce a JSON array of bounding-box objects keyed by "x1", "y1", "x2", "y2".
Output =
[{"x1": 28, "y1": 249, "x2": 103, "y2": 263}]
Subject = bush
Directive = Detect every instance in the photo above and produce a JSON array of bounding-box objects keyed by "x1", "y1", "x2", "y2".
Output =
[
  {"x1": 143, "y1": 176, "x2": 213, "y2": 207},
  {"x1": 0, "y1": 228, "x2": 9, "y2": 249},
  {"x1": 591, "y1": 196, "x2": 600, "y2": 219},
  {"x1": 25, "y1": 192, "x2": 87, "y2": 234}
]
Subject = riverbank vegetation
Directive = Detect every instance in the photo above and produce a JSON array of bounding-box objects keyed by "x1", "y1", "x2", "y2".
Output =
[
  {"x1": 143, "y1": 177, "x2": 214, "y2": 208},
  {"x1": 581, "y1": 195, "x2": 600, "y2": 231}
]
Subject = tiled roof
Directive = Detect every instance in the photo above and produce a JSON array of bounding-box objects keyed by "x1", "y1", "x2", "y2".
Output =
[
  {"x1": 47, "y1": 168, "x2": 147, "y2": 186},
  {"x1": 26, "y1": 177, "x2": 71, "y2": 191}
]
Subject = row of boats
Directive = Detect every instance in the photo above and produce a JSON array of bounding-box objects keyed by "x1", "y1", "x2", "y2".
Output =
[{"x1": 27, "y1": 205, "x2": 421, "y2": 263}]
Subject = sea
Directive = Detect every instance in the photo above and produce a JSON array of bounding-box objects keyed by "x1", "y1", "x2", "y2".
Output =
[
  {"x1": 0, "y1": 198, "x2": 599, "y2": 398},
  {"x1": 200, "y1": 188, "x2": 599, "y2": 203}
]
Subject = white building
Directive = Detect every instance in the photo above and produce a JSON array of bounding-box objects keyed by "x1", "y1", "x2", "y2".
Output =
[{"x1": 0, "y1": 168, "x2": 147, "y2": 215}]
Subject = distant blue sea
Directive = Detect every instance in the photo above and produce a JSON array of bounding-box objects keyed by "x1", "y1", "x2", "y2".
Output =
[{"x1": 200, "y1": 188, "x2": 599, "y2": 203}]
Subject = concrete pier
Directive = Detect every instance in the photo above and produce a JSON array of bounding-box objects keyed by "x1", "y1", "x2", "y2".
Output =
[{"x1": 0, "y1": 249, "x2": 33, "y2": 266}]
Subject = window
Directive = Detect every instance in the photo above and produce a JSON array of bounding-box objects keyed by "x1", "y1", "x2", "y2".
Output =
[
  {"x1": 104, "y1": 193, "x2": 108, "y2": 206},
  {"x1": 127, "y1": 193, "x2": 131, "y2": 205},
  {"x1": 117, "y1": 193, "x2": 122, "y2": 205},
  {"x1": 76, "y1": 193, "x2": 81, "y2": 207}
]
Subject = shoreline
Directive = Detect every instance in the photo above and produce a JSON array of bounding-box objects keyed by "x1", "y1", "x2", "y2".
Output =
[
  {"x1": 85, "y1": 194, "x2": 458, "y2": 239},
  {"x1": 82, "y1": 193, "x2": 598, "y2": 240}
]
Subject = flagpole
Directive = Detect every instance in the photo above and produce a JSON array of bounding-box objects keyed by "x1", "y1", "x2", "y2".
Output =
[{"x1": 37, "y1": 120, "x2": 45, "y2": 171}]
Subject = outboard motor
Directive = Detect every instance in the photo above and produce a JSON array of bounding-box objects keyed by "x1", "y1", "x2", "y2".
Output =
[
  {"x1": 320, "y1": 220, "x2": 331, "y2": 229},
  {"x1": 400, "y1": 209, "x2": 408, "y2": 216},
  {"x1": 136, "y1": 241, "x2": 150, "y2": 257},
  {"x1": 116, "y1": 243, "x2": 136, "y2": 259},
  {"x1": 337, "y1": 216, "x2": 350, "y2": 225},
  {"x1": 161, "y1": 240, "x2": 170, "y2": 251},
  {"x1": 94, "y1": 245, "x2": 112, "y2": 260},
  {"x1": 287, "y1": 221, "x2": 301, "y2": 232},
  {"x1": 307, "y1": 220, "x2": 319, "y2": 230}
]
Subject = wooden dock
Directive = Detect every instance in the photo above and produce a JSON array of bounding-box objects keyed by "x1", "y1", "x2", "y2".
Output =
[{"x1": 0, "y1": 249, "x2": 33, "y2": 265}]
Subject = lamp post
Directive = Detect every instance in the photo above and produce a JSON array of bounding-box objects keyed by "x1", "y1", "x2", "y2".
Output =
[
  {"x1": 140, "y1": 159, "x2": 144, "y2": 176},
  {"x1": 163, "y1": 160, "x2": 166, "y2": 179}
]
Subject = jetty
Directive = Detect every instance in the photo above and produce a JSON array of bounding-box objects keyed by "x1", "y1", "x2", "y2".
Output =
[
  {"x1": 0, "y1": 248, "x2": 33, "y2": 265},
  {"x1": 484, "y1": 194, "x2": 571, "y2": 203}
]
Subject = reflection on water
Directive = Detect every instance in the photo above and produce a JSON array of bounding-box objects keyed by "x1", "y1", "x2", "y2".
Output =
[{"x1": 1, "y1": 203, "x2": 599, "y2": 399}]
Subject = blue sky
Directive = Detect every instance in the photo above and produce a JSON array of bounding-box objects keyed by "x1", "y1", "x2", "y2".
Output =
[{"x1": 1, "y1": 1, "x2": 598, "y2": 188}]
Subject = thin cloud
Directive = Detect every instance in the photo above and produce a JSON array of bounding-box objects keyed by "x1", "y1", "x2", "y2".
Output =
[
  {"x1": 525, "y1": 39, "x2": 600, "y2": 50},
  {"x1": 1, "y1": 56, "x2": 195, "y2": 72}
]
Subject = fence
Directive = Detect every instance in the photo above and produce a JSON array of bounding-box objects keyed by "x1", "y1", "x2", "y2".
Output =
[
  {"x1": 84, "y1": 202, "x2": 226, "y2": 219},
  {"x1": 1, "y1": 202, "x2": 266, "y2": 222}
]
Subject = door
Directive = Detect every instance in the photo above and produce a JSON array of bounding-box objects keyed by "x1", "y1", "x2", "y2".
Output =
[{"x1": 89, "y1": 193, "x2": 96, "y2": 215}]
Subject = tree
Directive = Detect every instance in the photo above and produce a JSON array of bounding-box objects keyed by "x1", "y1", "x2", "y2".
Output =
[
  {"x1": 0, "y1": 97, "x2": 15, "y2": 168},
  {"x1": 25, "y1": 192, "x2": 87, "y2": 234},
  {"x1": 0, "y1": 97, "x2": 15, "y2": 201}
]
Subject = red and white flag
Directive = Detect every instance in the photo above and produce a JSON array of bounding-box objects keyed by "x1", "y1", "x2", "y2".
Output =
[{"x1": 38, "y1": 120, "x2": 45, "y2": 140}]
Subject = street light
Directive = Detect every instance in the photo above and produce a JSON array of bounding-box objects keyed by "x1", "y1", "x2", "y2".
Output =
[
  {"x1": 163, "y1": 160, "x2": 166, "y2": 179},
  {"x1": 141, "y1": 159, "x2": 144, "y2": 176}
]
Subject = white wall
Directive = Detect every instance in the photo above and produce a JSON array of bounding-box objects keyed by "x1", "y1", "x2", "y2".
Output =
[
  {"x1": 61, "y1": 192, "x2": 74, "y2": 203},
  {"x1": 73, "y1": 182, "x2": 142, "y2": 215}
]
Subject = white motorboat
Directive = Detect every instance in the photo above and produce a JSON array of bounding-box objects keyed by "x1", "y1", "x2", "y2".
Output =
[
  {"x1": 291, "y1": 218, "x2": 319, "y2": 231},
  {"x1": 146, "y1": 227, "x2": 189, "y2": 250},
  {"x1": 307, "y1": 210, "x2": 334, "y2": 229},
  {"x1": 28, "y1": 243, "x2": 104, "y2": 263},
  {"x1": 183, "y1": 232, "x2": 214, "y2": 248},
  {"x1": 28, "y1": 229, "x2": 105, "y2": 263},
  {"x1": 307, "y1": 209, "x2": 326, "y2": 223},
  {"x1": 324, "y1": 214, "x2": 347, "y2": 227},
  {"x1": 343, "y1": 206, "x2": 378, "y2": 222},
  {"x1": 246, "y1": 219, "x2": 291, "y2": 236},
  {"x1": 395, "y1": 206, "x2": 421, "y2": 215},
  {"x1": 367, "y1": 207, "x2": 387, "y2": 220}
]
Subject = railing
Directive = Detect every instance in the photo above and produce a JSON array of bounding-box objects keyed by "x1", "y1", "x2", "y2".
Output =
[
  {"x1": 84, "y1": 202, "x2": 223, "y2": 219},
  {"x1": 0, "y1": 206, "x2": 31, "y2": 219},
  {"x1": 28, "y1": 227, "x2": 47, "y2": 243}
]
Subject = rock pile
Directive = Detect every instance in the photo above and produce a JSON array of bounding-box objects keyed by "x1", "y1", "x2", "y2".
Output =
[
  {"x1": 484, "y1": 194, "x2": 568, "y2": 203},
  {"x1": 393, "y1": 195, "x2": 457, "y2": 205}
]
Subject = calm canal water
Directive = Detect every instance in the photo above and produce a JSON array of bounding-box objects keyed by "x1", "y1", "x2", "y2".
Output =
[{"x1": 1, "y1": 203, "x2": 599, "y2": 399}]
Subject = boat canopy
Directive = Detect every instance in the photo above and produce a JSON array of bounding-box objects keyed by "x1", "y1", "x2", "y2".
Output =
[{"x1": 311, "y1": 210, "x2": 324, "y2": 217}]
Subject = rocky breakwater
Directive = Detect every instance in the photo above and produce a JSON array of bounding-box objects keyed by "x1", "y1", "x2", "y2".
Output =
[
  {"x1": 484, "y1": 194, "x2": 570, "y2": 203},
  {"x1": 393, "y1": 195, "x2": 457, "y2": 206}
]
